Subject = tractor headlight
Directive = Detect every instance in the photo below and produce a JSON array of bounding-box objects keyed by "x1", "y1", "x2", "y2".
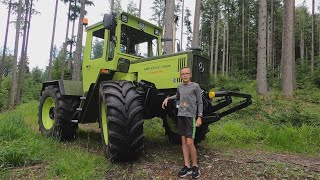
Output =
[
  {"x1": 121, "y1": 14, "x2": 128, "y2": 23},
  {"x1": 154, "y1": 29, "x2": 159, "y2": 35}
]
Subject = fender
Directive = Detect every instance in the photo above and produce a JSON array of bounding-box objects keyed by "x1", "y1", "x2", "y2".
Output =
[{"x1": 41, "y1": 80, "x2": 83, "y2": 96}]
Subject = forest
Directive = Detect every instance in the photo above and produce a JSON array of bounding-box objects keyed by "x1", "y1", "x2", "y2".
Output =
[{"x1": 0, "y1": 0, "x2": 320, "y2": 179}]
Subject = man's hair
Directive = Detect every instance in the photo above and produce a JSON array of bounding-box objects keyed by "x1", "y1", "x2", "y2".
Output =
[{"x1": 180, "y1": 67, "x2": 191, "y2": 72}]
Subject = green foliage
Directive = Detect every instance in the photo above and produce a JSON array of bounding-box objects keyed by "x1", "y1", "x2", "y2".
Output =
[
  {"x1": 91, "y1": 39, "x2": 104, "y2": 59},
  {"x1": 184, "y1": 8, "x2": 192, "y2": 49},
  {"x1": 207, "y1": 121, "x2": 320, "y2": 154},
  {"x1": 206, "y1": 75, "x2": 320, "y2": 155},
  {"x1": 0, "y1": 102, "x2": 106, "y2": 179},
  {"x1": 127, "y1": 0, "x2": 139, "y2": 16}
]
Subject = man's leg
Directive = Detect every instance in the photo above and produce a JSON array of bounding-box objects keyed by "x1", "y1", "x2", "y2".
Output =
[
  {"x1": 186, "y1": 138, "x2": 198, "y2": 167},
  {"x1": 181, "y1": 136, "x2": 190, "y2": 167}
]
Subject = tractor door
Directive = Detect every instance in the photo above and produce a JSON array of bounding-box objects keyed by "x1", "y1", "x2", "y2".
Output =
[{"x1": 82, "y1": 26, "x2": 114, "y2": 93}]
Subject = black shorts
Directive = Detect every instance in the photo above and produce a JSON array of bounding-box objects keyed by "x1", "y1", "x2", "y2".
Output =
[{"x1": 178, "y1": 116, "x2": 196, "y2": 139}]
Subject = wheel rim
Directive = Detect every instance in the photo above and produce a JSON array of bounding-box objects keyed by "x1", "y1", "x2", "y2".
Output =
[
  {"x1": 101, "y1": 102, "x2": 109, "y2": 145},
  {"x1": 42, "y1": 97, "x2": 55, "y2": 130},
  {"x1": 166, "y1": 115, "x2": 179, "y2": 133}
]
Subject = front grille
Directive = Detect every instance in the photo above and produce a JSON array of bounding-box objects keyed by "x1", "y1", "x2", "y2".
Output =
[{"x1": 192, "y1": 55, "x2": 210, "y2": 90}]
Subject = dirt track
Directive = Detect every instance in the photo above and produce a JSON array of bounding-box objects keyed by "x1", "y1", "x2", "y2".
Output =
[{"x1": 7, "y1": 124, "x2": 320, "y2": 179}]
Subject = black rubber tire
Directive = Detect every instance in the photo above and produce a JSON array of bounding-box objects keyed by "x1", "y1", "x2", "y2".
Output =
[
  {"x1": 164, "y1": 115, "x2": 210, "y2": 144},
  {"x1": 99, "y1": 80, "x2": 144, "y2": 161},
  {"x1": 38, "y1": 85, "x2": 79, "y2": 141}
]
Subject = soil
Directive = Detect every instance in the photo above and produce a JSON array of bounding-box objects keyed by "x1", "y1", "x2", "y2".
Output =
[{"x1": 4, "y1": 124, "x2": 320, "y2": 179}]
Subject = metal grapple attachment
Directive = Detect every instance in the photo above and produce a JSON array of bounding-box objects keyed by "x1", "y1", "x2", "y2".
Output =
[{"x1": 202, "y1": 91, "x2": 252, "y2": 124}]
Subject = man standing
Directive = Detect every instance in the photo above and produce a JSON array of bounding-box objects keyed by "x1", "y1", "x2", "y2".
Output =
[{"x1": 162, "y1": 67, "x2": 203, "y2": 179}]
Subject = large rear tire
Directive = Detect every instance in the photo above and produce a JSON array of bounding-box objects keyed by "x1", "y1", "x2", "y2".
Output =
[
  {"x1": 38, "y1": 85, "x2": 79, "y2": 141},
  {"x1": 99, "y1": 81, "x2": 144, "y2": 161}
]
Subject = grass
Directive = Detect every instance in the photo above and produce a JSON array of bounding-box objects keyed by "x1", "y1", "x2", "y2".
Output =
[
  {"x1": 206, "y1": 75, "x2": 320, "y2": 155},
  {"x1": 0, "y1": 101, "x2": 107, "y2": 179},
  {"x1": 0, "y1": 76, "x2": 320, "y2": 178}
]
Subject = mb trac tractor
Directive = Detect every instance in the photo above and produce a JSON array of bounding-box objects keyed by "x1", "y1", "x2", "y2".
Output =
[{"x1": 38, "y1": 12, "x2": 251, "y2": 161}]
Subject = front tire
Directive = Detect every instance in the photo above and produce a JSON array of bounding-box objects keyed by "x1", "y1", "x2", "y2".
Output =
[
  {"x1": 99, "y1": 81, "x2": 144, "y2": 161},
  {"x1": 38, "y1": 85, "x2": 79, "y2": 141}
]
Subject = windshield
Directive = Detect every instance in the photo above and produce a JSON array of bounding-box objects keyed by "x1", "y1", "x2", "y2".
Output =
[{"x1": 120, "y1": 24, "x2": 158, "y2": 58}]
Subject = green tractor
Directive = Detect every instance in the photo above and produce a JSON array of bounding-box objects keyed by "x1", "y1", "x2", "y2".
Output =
[{"x1": 38, "y1": 12, "x2": 251, "y2": 161}]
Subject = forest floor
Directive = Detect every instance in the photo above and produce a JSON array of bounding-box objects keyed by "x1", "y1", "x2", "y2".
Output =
[{"x1": 6, "y1": 123, "x2": 320, "y2": 180}]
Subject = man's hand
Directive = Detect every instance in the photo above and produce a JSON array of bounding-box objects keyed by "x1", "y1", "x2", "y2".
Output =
[
  {"x1": 196, "y1": 117, "x2": 202, "y2": 127},
  {"x1": 162, "y1": 98, "x2": 169, "y2": 109}
]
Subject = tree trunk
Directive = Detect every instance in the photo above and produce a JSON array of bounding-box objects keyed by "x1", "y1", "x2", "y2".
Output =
[
  {"x1": 0, "y1": 0, "x2": 12, "y2": 92},
  {"x1": 72, "y1": 0, "x2": 85, "y2": 81},
  {"x1": 281, "y1": 0, "x2": 295, "y2": 97},
  {"x1": 20, "y1": 0, "x2": 33, "y2": 101},
  {"x1": 8, "y1": 0, "x2": 23, "y2": 109},
  {"x1": 138, "y1": 0, "x2": 142, "y2": 17},
  {"x1": 222, "y1": 5, "x2": 226, "y2": 76},
  {"x1": 267, "y1": 7, "x2": 271, "y2": 67},
  {"x1": 48, "y1": 0, "x2": 59, "y2": 80},
  {"x1": 269, "y1": 0, "x2": 274, "y2": 71},
  {"x1": 69, "y1": 0, "x2": 77, "y2": 68},
  {"x1": 163, "y1": 0, "x2": 175, "y2": 54},
  {"x1": 256, "y1": 0, "x2": 268, "y2": 95},
  {"x1": 61, "y1": 0, "x2": 72, "y2": 79},
  {"x1": 214, "y1": 12, "x2": 220, "y2": 79},
  {"x1": 247, "y1": 2, "x2": 250, "y2": 69},
  {"x1": 16, "y1": 0, "x2": 30, "y2": 104},
  {"x1": 242, "y1": 0, "x2": 245, "y2": 70},
  {"x1": 300, "y1": 30, "x2": 304, "y2": 65},
  {"x1": 180, "y1": 0, "x2": 184, "y2": 51},
  {"x1": 210, "y1": 20, "x2": 215, "y2": 75},
  {"x1": 311, "y1": 0, "x2": 314, "y2": 73},
  {"x1": 226, "y1": 9, "x2": 229, "y2": 76},
  {"x1": 192, "y1": 0, "x2": 200, "y2": 48},
  {"x1": 110, "y1": 0, "x2": 114, "y2": 13}
]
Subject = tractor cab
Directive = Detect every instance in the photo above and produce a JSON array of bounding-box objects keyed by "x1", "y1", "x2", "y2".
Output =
[{"x1": 82, "y1": 12, "x2": 163, "y2": 93}]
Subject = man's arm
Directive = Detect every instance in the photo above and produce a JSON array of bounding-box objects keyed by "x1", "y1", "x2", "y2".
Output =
[
  {"x1": 195, "y1": 84, "x2": 203, "y2": 126},
  {"x1": 162, "y1": 87, "x2": 179, "y2": 109}
]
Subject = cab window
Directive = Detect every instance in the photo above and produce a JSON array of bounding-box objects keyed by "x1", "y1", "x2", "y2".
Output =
[
  {"x1": 90, "y1": 29, "x2": 105, "y2": 60},
  {"x1": 120, "y1": 24, "x2": 158, "y2": 58}
]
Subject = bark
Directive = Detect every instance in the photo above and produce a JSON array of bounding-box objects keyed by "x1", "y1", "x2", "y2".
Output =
[
  {"x1": 138, "y1": 0, "x2": 142, "y2": 17},
  {"x1": 72, "y1": 0, "x2": 85, "y2": 81},
  {"x1": 226, "y1": 7, "x2": 229, "y2": 76},
  {"x1": 16, "y1": 0, "x2": 30, "y2": 104},
  {"x1": 247, "y1": 5, "x2": 250, "y2": 69},
  {"x1": 256, "y1": 0, "x2": 268, "y2": 95},
  {"x1": 8, "y1": 0, "x2": 23, "y2": 109},
  {"x1": 163, "y1": 0, "x2": 175, "y2": 54},
  {"x1": 269, "y1": 0, "x2": 274, "y2": 71},
  {"x1": 300, "y1": 30, "x2": 304, "y2": 65},
  {"x1": 180, "y1": 0, "x2": 184, "y2": 51},
  {"x1": 214, "y1": 12, "x2": 220, "y2": 79},
  {"x1": 281, "y1": 0, "x2": 295, "y2": 97},
  {"x1": 0, "y1": 0, "x2": 12, "y2": 91},
  {"x1": 69, "y1": 0, "x2": 77, "y2": 69},
  {"x1": 48, "y1": 0, "x2": 59, "y2": 80},
  {"x1": 241, "y1": 0, "x2": 245, "y2": 70},
  {"x1": 192, "y1": 0, "x2": 201, "y2": 48},
  {"x1": 311, "y1": 0, "x2": 314, "y2": 72},
  {"x1": 222, "y1": 5, "x2": 226, "y2": 76},
  {"x1": 61, "y1": 0, "x2": 72, "y2": 79},
  {"x1": 210, "y1": 20, "x2": 215, "y2": 75}
]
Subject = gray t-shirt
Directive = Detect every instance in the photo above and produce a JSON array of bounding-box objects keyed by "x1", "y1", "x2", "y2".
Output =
[{"x1": 169, "y1": 82, "x2": 203, "y2": 118}]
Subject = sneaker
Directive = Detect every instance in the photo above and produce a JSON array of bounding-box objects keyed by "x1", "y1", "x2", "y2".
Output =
[
  {"x1": 178, "y1": 166, "x2": 192, "y2": 177},
  {"x1": 191, "y1": 166, "x2": 200, "y2": 179}
]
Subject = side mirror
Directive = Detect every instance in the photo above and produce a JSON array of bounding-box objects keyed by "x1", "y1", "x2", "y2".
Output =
[{"x1": 103, "y1": 13, "x2": 115, "y2": 30}]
